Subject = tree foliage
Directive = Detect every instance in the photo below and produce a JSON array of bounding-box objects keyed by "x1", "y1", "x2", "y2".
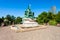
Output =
[
  {"x1": 37, "y1": 11, "x2": 57, "y2": 25},
  {"x1": 0, "y1": 18, "x2": 3, "y2": 26},
  {"x1": 0, "y1": 11, "x2": 60, "y2": 26},
  {"x1": 0, "y1": 15, "x2": 22, "y2": 26},
  {"x1": 56, "y1": 11, "x2": 60, "y2": 23},
  {"x1": 49, "y1": 20, "x2": 57, "y2": 25},
  {"x1": 15, "y1": 17, "x2": 22, "y2": 24},
  {"x1": 37, "y1": 11, "x2": 48, "y2": 24}
]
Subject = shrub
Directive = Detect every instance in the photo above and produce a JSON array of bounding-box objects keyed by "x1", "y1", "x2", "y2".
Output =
[{"x1": 49, "y1": 20, "x2": 57, "y2": 25}]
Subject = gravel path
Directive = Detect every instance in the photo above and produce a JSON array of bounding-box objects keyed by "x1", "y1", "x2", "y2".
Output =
[{"x1": 0, "y1": 26, "x2": 60, "y2": 40}]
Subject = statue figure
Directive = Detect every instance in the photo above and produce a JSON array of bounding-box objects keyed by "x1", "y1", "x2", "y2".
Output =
[{"x1": 24, "y1": 4, "x2": 34, "y2": 19}]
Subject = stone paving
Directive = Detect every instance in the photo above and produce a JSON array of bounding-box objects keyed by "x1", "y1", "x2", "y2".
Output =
[{"x1": 0, "y1": 26, "x2": 60, "y2": 40}]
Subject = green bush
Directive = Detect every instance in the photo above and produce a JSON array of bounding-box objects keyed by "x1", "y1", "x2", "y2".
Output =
[
  {"x1": 4, "y1": 21, "x2": 9, "y2": 26},
  {"x1": 49, "y1": 20, "x2": 57, "y2": 25},
  {"x1": 0, "y1": 23, "x2": 1, "y2": 26}
]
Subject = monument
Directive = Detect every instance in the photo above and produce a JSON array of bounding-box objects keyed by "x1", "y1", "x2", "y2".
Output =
[
  {"x1": 22, "y1": 4, "x2": 39, "y2": 27},
  {"x1": 10, "y1": 5, "x2": 46, "y2": 32}
]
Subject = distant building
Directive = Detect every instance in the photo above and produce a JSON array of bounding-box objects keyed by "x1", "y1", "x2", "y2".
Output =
[{"x1": 50, "y1": 6, "x2": 56, "y2": 14}]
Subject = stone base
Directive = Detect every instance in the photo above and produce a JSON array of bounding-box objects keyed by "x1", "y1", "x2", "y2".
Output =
[
  {"x1": 16, "y1": 25, "x2": 47, "y2": 32},
  {"x1": 22, "y1": 22, "x2": 38, "y2": 27},
  {"x1": 10, "y1": 24, "x2": 47, "y2": 32},
  {"x1": 22, "y1": 18, "x2": 39, "y2": 27}
]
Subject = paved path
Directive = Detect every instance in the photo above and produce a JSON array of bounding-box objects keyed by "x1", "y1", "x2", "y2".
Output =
[{"x1": 0, "y1": 26, "x2": 60, "y2": 40}]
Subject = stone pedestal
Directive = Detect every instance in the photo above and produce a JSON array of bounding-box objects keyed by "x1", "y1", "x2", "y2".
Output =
[{"x1": 22, "y1": 18, "x2": 39, "y2": 27}]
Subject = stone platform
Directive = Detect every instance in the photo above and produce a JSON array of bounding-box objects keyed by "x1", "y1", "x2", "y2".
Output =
[
  {"x1": 10, "y1": 25, "x2": 47, "y2": 32},
  {"x1": 22, "y1": 18, "x2": 39, "y2": 27}
]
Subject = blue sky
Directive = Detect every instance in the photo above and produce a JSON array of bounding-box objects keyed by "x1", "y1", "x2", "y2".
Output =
[{"x1": 0, "y1": 0, "x2": 60, "y2": 17}]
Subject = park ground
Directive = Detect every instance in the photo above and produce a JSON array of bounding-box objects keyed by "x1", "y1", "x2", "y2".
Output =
[{"x1": 0, "y1": 25, "x2": 60, "y2": 40}]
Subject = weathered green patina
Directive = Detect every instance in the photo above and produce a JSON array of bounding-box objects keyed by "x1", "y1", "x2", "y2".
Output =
[{"x1": 24, "y1": 4, "x2": 34, "y2": 19}]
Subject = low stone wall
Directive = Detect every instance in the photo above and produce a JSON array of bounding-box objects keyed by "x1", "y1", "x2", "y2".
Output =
[{"x1": 10, "y1": 25, "x2": 47, "y2": 32}]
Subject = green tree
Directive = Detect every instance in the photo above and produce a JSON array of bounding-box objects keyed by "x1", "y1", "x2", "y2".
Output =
[
  {"x1": 56, "y1": 11, "x2": 60, "y2": 23},
  {"x1": 47, "y1": 12, "x2": 56, "y2": 20},
  {"x1": 0, "y1": 18, "x2": 3, "y2": 26},
  {"x1": 5, "y1": 15, "x2": 16, "y2": 25},
  {"x1": 47, "y1": 12, "x2": 57, "y2": 25},
  {"x1": 11, "y1": 15, "x2": 15, "y2": 24},
  {"x1": 37, "y1": 11, "x2": 48, "y2": 24},
  {"x1": 15, "y1": 17, "x2": 22, "y2": 24},
  {"x1": 6, "y1": 15, "x2": 12, "y2": 21},
  {"x1": 2, "y1": 16, "x2": 4, "y2": 21}
]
